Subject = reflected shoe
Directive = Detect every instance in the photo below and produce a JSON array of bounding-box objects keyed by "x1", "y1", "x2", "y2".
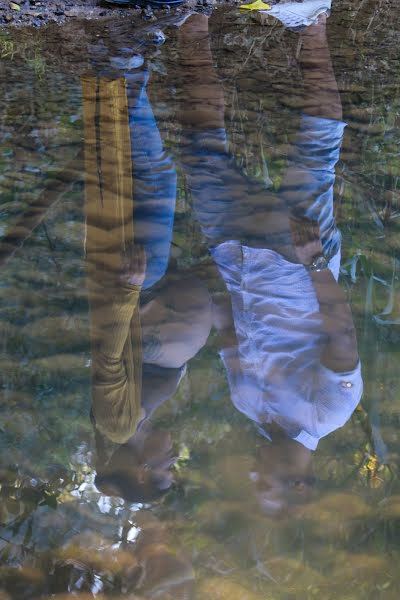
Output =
[
  {"x1": 169, "y1": 10, "x2": 195, "y2": 27},
  {"x1": 110, "y1": 53, "x2": 145, "y2": 71},
  {"x1": 259, "y1": 0, "x2": 331, "y2": 28}
]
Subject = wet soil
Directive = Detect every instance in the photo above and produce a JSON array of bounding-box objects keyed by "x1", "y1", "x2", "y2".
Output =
[{"x1": 0, "y1": 0, "x2": 240, "y2": 28}]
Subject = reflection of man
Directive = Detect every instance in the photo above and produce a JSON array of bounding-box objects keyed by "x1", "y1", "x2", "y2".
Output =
[{"x1": 178, "y1": 12, "x2": 362, "y2": 465}]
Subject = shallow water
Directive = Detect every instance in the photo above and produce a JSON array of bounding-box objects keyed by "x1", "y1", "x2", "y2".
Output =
[{"x1": 1, "y1": 2, "x2": 400, "y2": 599}]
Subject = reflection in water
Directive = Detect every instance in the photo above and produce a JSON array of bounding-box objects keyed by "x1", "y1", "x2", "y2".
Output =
[
  {"x1": 83, "y1": 63, "x2": 211, "y2": 446},
  {"x1": 83, "y1": 76, "x2": 143, "y2": 444},
  {"x1": 178, "y1": 14, "x2": 362, "y2": 514},
  {"x1": 86, "y1": 13, "x2": 362, "y2": 503},
  {"x1": 82, "y1": 50, "x2": 205, "y2": 598},
  {"x1": 2, "y1": 3, "x2": 400, "y2": 599},
  {"x1": 80, "y1": 11, "x2": 364, "y2": 592}
]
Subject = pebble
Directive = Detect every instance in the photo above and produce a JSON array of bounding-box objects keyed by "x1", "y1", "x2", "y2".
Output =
[
  {"x1": 146, "y1": 28, "x2": 166, "y2": 44},
  {"x1": 143, "y1": 4, "x2": 155, "y2": 18}
]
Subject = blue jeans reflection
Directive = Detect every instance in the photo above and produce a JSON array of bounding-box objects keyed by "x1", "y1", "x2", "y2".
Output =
[{"x1": 125, "y1": 68, "x2": 177, "y2": 290}]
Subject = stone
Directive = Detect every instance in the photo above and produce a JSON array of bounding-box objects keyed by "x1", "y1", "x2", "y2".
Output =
[
  {"x1": 146, "y1": 28, "x2": 166, "y2": 44},
  {"x1": 143, "y1": 4, "x2": 153, "y2": 15}
]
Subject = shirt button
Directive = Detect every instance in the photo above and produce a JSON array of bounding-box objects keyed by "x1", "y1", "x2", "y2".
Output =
[{"x1": 341, "y1": 381, "x2": 353, "y2": 388}]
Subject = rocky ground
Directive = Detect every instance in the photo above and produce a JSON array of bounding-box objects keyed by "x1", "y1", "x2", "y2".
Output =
[{"x1": 0, "y1": 0, "x2": 237, "y2": 27}]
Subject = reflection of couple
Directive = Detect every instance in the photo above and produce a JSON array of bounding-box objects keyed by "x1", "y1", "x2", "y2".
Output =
[{"x1": 84, "y1": 12, "x2": 362, "y2": 512}]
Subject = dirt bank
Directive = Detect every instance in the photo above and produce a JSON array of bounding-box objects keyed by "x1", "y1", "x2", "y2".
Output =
[{"x1": 0, "y1": 0, "x2": 236, "y2": 27}]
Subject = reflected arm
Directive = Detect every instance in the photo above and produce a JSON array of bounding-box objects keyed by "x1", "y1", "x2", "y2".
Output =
[
  {"x1": 310, "y1": 269, "x2": 359, "y2": 372},
  {"x1": 291, "y1": 221, "x2": 359, "y2": 373}
]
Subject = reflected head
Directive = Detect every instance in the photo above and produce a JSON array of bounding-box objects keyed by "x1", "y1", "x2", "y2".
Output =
[{"x1": 250, "y1": 432, "x2": 315, "y2": 517}]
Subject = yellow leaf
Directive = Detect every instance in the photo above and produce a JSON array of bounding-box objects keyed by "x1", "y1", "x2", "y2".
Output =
[
  {"x1": 240, "y1": 0, "x2": 271, "y2": 10},
  {"x1": 9, "y1": 2, "x2": 20, "y2": 10}
]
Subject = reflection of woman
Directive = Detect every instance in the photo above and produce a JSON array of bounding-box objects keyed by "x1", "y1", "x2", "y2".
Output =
[
  {"x1": 178, "y1": 14, "x2": 363, "y2": 460},
  {"x1": 83, "y1": 70, "x2": 179, "y2": 502},
  {"x1": 81, "y1": 78, "x2": 196, "y2": 588},
  {"x1": 82, "y1": 62, "x2": 212, "y2": 498}
]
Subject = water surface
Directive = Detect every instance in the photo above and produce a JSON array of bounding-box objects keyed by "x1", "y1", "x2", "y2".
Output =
[{"x1": 1, "y1": 3, "x2": 400, "y2": 599}]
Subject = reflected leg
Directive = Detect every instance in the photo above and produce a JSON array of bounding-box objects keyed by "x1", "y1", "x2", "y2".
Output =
[
  {"x1": 82, "y1": 76, "x2": 144, "y2": 444},
  {"x1": 177, "y1": 15, "x2": 290, "y2": 249},
  {"x1": 125, "y1": 68, "x2": 177, "y2": 290},
  {"x1": 280, "y1": 15, "x2": 344, "y2": 259}
]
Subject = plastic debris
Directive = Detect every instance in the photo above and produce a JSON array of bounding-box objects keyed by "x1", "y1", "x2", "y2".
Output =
[{"x1": 240, "y1": 0, "x2": 271, "y2": 10}]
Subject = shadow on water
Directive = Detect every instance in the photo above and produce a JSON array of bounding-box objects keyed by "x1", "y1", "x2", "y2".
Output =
[{"x1": 1, "y1": 1, "x2": 400, "y2": 598}]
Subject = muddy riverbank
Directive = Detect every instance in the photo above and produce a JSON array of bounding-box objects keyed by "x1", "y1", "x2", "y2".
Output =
[{"x1": 0, "y1": 0, "x2": 241, "y2": 28}]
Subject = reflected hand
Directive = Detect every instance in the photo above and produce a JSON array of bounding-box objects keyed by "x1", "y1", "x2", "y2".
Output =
[
  {"x1": 121, "y1": 244, "x2": 147, "y2": 287},
  {"x1": 290, "y1": 214, "x2": 323, "y2": 266}
]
